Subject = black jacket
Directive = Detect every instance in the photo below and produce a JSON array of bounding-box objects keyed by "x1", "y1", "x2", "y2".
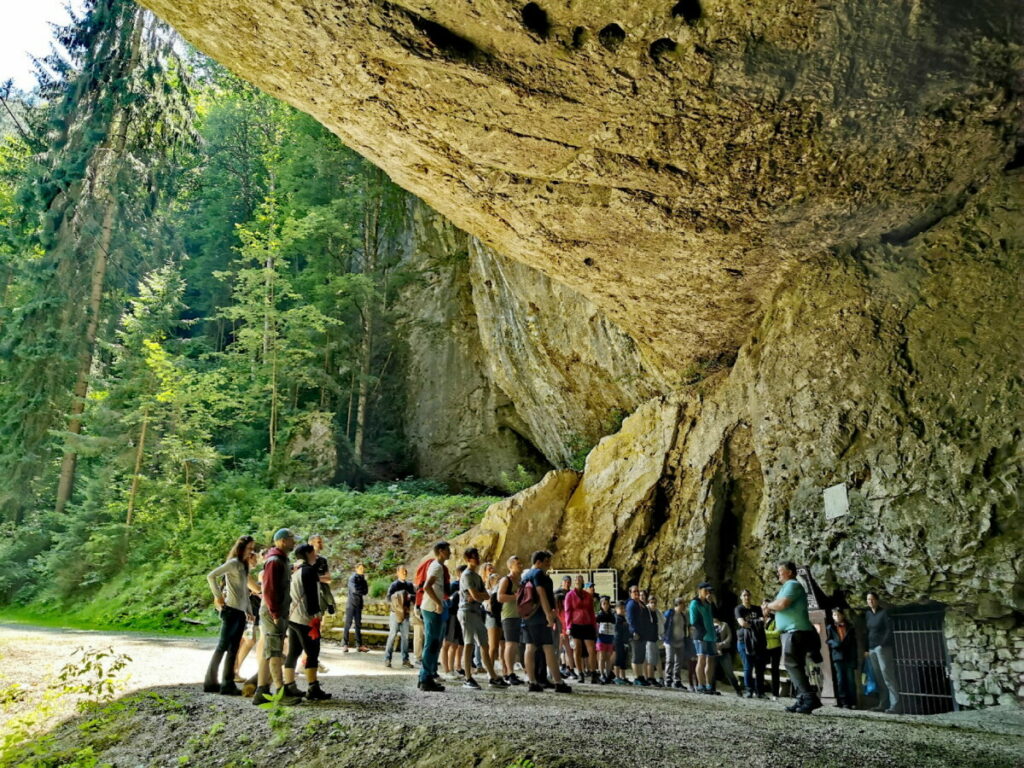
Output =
[
  {"x1": 347, "y1": 572, "x2": 368, "y2": 605},
  {"x1": 826, "y1": 622, "x2": 858, "y2": 663},
  {"x1": 865, "y1": 607, "x2": 894, "y2": 649}
]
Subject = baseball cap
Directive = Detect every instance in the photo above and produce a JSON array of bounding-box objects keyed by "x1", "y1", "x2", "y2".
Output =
[
  {"x1": 698, "y1": 581, "x2": 713, "y2": 590},
  {"x1": 273, "y1": 528, "x2": 295, "y2": 542}
]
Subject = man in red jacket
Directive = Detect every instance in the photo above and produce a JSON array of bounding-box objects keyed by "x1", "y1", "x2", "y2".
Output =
[{"x1": 253, "y1": 528, "x2": 298, "y2": 705}]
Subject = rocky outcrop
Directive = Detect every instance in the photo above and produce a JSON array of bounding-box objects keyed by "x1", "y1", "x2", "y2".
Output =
[
  {"x1": 400, "y1": 199, "x2": 662, "y2": 485},
  {"x1": 139, "y1": 0, "x2": 1024, "y2": 379},
  {"x1": 275, "y1": 411, "x2": 339, "y2": 486}
]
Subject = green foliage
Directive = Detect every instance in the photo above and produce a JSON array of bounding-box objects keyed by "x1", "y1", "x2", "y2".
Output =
[
  {"x1": 257, "y1": 687, "x2": 295, "y2": 747},
  {"x1": 499, "y1": 464, "x2": 540, "y2": 494},
  {"x1": 368, "y1": 576, "x2": 391, "y2": 599}
]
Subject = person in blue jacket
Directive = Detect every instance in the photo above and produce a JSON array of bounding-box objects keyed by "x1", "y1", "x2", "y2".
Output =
[
  {"x1": 688, "y1": 582, "x2": 718, "y2": 695},
  {"x1": 626, "y1": 584, "x2": 655, "y2": 685}
]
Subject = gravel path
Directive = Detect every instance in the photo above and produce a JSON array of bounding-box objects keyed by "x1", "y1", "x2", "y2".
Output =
[{"x1": 1, "y1": 624, "x2": 1021, "y2": 768}]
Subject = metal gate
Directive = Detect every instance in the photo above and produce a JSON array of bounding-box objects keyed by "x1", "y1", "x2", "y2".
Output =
[{"x1": 891, "y1": 605, "x2": 955, "y2": 714}]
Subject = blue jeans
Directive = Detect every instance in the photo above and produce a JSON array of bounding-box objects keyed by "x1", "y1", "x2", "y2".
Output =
[
  {"x1": 419, "y1": 609, "x2": 444, "y2": 683},
  {"x1": 738, "y1": 641, "x2": 766, "y2": 695},
  {"x1": 385, "y1": 615, "x2": 410, "y2": 662},
  {"x1": 833, "y1": 661, "x2": 858, "y2": 706}
]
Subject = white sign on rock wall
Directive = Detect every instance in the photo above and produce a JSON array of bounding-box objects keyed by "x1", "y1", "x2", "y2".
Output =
[{"x1": 823, "y1": 482, "x2": 849, "y2": 520}]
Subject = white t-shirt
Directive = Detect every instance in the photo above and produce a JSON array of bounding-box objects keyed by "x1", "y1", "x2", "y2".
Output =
[{"x1": 421, "y1": 559, "x2": 446, "y2": 614}]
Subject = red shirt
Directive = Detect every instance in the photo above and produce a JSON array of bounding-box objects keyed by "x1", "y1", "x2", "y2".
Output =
[{"x1": 564, "y1": 588, "x2": 597, "y2": 630}]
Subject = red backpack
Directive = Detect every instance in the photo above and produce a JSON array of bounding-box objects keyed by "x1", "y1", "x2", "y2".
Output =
[
  {"x1": 516, "y1": 573, "x2": 540, "y2": 620},
  {"x1": 414, "y1": 557, "x2": 448, "y2": 608}
]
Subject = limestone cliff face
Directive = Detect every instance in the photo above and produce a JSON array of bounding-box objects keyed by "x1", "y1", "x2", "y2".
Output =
[
  {"x1": 139, "y1": 0, "x2": 1024, "y2": 379},
  {"x1": 400, "y1": 199, "x2": 661, "y2": 486}
]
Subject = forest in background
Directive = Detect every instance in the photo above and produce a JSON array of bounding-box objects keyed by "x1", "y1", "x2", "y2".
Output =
[{"x1": 0, "y1": 0, "x2": 502, "y2": 629}]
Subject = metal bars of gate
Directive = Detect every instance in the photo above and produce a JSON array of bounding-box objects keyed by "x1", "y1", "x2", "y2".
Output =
[{"x1": 891, "y1": 609, "x2": 955, "y2": 715}]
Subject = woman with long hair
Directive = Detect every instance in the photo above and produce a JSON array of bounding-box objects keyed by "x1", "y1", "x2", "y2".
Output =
[{"x1": 204, "y1": 535, "x2": 258, "y2": 695}]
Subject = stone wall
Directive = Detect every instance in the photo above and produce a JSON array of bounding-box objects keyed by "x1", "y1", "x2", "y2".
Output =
[{"x1": 946, "y1": 612, "x2": 1024, "y2": 709}]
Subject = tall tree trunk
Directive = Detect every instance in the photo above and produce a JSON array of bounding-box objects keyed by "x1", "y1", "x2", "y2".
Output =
[
  {"x1": 353, "y1": 182, "x2": 382, "y2": 467},
  {"x1": 125, "y1": 409, "x2": 149, "y2": 527},
  {"x1": 353, "y1": 308, "x2": 373, "y2": 466},
  {"x1": 54, "y1": 200, "x2": 116, "y2": 514}
]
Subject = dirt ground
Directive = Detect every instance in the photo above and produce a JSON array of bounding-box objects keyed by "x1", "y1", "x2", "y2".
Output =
[{"x1": 1, "y1": 624, "x2": 1021, "y2": 768}]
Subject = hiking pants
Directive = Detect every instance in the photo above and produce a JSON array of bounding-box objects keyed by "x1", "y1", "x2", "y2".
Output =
[
  {"x1": 386, "y1": 615, "x2": 410, "y2": 662},
  {"x1": 738, "y1": 641, "x2": 766, "y2": 695},
  {"x1": 781, "y1": 630, "x2": 815, "y2": 700},
  {"x1": 419, "y1": 608, "x2": 444, "y2": 684},
  {"x1": 344, "y1": 600, "x2": 363, "y2": 646},
  {"x1": 205, "y1": 606, "x2": 246, "y2": 687},
  {"x1": 285, "y1": 621, "x2": 320, "y2": 670},
  {"x1": 665, "y1": 643, "x2": 688, "y2": 684},
  {"x1": 868, "y1": 645, "x2": 900, "y2": 710}
]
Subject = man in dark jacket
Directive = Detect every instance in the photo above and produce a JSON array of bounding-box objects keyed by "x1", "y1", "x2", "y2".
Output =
[
  {"x1": 253, "y1": 528, "x2": 299, "y2": 706},
  {"x1": 827, "y1": 607, "x2": 858, "y2": 709},
  {"x1": 384, "y1": 565, "x2": 415, "y2": 667},
  {"x1": 343, "y1": 563, "x2": 369, "y2": 652},
  {"x1": 865, "y1": 591, "x2": 900, "y2": 713},
  {"x1": 626, "y1": 585, "x2": 654, "y2": 685}
]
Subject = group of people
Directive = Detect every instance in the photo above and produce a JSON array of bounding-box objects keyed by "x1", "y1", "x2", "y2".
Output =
[{"x1": 205, "y1": 532, "x2": 903, "y2": 716}]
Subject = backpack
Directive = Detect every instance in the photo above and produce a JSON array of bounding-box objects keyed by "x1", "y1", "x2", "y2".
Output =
[
  {"x1": 516, "y1": 573, "x2": 540, "y2": 620},
  {"x1": 415, "y1": 557, "x2": 447, "y2": 608}
]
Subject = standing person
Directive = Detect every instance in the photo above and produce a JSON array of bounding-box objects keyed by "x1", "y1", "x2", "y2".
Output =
[
  {"x1": 735, "y1": 589, "x2": 767, "y2": 698},
  {"x1": 443, "y1": 565, "x2": 467, "y2": 677},
  {"x1": 520, "y1": 550, "x2": 572, "y2": 693},
  {"x1": 496, "y1": 555, "x2": 524, "y2": 686},
  {"x1": 663, "y1": 597, "x2": 691, "y2": 690},
  {"x1": 457, "y1": 547, "x2": 508, "y2": 689},
  {"x1": 564, "y1": 575, "x2": 598, "y2": 684},
  {"x1": 865, "y1": 592, "x2": 900, "y2": 714},
  {"x1": 234, "y1": 548, "x2": 264, "y2": 681},
  {"x1": 714, "y1": 618, "x2": 743, "y2": 696},
  {"x1": 646, "y1": 595, "x2": 664, "y2": 687},
  {"x1": 253, "y1": 528, "x2": 300, "y2": 706},
  {"x1": 595, "y1": 595, "x2": 616, "y2": 684},
  {"x1": 411, "y1": 602, "x2": 424, "y2": 666},
  {"x1": 283, "y1": 544, "x2": 331, "y2": 700},
  {"x1": 302, "y1": 535, "x2": 333, "y2": 674},
  {"x1": 827, "y1": 607, "x2": 859, "y2": 709},
  {"x1": 384, "y1": 565, "x2": 415, "y2": 668},
  {"x1": 764, "y1": 607, "x2": 783, "y2": 698},
  {"x1": 689, "y1": 582, "x2": 718, "y2": 695},
  {"x1": 204, "y1": 535, "x2": 257, "y2": 695},
  {"x1": 416, "y1": 541, "x2": 451, "y2": 692},
  {"x1": 613, "y1": 600, "x2": 631, "y2": 685},
  {"x1": 484, "y1": 571, "x2": 504, "y2": 671},
  {"x1": 343, "y1": 563, "x2": 369, "y2": 653},
  {"x1": 765, "y1": 561, "x2": 822, "y2": 714},
  {"x1": 625, "y1": 585, "x2": 651, "y2": 685}
]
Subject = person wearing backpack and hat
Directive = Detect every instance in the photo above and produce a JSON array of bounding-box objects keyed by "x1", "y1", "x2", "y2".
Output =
[
  {"x1": 519, "y1": 550, "x2": 572, "y2": 693},
  {"x1": 416, "y1": 541, "x2": 451, "y2": 692}
]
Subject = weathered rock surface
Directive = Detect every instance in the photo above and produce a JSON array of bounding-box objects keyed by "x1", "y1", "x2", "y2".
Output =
[
  {"x1": 275, "y1": 410, "x2": 339, "y2": 486},
  {"x1": 139, "y1": 0, "x2": 1024, "y2": 378},
  {"x1": 400, "y1": 199, "x2": 662, "y2": 484}
]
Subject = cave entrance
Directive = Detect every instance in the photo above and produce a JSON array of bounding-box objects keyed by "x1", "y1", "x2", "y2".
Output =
[{"x1": 890, "y1": 603, "x2": 955, "y2": 715}]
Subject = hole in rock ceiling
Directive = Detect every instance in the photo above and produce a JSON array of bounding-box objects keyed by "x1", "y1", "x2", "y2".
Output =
[
  {"x1": 598, "y1": 23, "x2": 626, "y2": 52},
  {"x1": 521, "y1": 3, "x2": 550, "y2": 38},
  {"x1": 649, "y1": 37, "x2": 677, "y2": 60},
  {"x1": 672, "y1": 0, "x2": 702, "y2": 24}
]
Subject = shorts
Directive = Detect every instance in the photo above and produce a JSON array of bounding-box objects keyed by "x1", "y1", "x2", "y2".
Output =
[
  {"x1": 485, "y1": 613, "x2": 500, "y2": 631},
  {"x1": 259, "y1": 611, "x2": 288, "y2": 659},
  {"x1": 646, "y1": 641, "x2": 661, "y2": 665},
  {"x1": 630, "y1": 638, "x2": 646, "y2": 663},
  {"x1": 614, "y1": 644, "x2": 629, "y2": 669},
  {"x1": 569, "y1": 624, "x2": 596, "y2": 641},
  {"x1": 694, "y1": 639, "x2": 716, "y2": 656},
  {"x1": 596, "y1": 635, "x2": 614, "y2": 652},
  {"x1": 502, "y1": 618, "x2": 523, "y2": 643},
  {"x1": 522, "y1": 621, "x2": 554, "y2": 646},
  {"x1": 446, "y1": 613, "x2": 464, "y2": 645},
  {"x1": 459, "y1": 610, "x2": 489, "y2": 649}
]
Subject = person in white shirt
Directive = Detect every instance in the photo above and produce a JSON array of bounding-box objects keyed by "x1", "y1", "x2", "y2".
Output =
[
  {"x1": 417, "y1": 541, "x2": 451, "y2": 692},
  {"x1": 204, "y1": 535, "x2": 258, "y2": 695}
]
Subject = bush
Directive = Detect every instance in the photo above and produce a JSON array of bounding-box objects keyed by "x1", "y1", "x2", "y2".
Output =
[{"x1": 368, "y1": 577, "x2": 391, "y2": 599}]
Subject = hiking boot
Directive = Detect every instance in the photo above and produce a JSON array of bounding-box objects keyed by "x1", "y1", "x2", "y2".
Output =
[
  {"x1": 614, "y1": 678, "x2": 628, "y2": 686},
  {"x1": 650, "y1": 678, "x2": 664, "y2": 688},
  {"x1": 251, "y1": 686, "x2": 272, "y2": 705},
  {"x1": 785, "y1": 694, "x2": 808, "y2": 713},
  {"x1": 463, "y1": 678, "x2": 481, "y2": 690},
  {"x1": 591, "y1": 672, "x2": 600, "y2": 685},
  {"x1": 283, "y1": 682, "x2": 306, "y2": 699},
  {"x1": 797, "y1": 697, "x2": 823, "y2": 715},
  {"x1": 402, "y1": 660, "x2": 414, "y2": 668},
  {"x1": 554, "y1": 682, "x2": 573, "y2": 694},
  {"x1": 219, "y1": 682, "x2": 242, "y2": 696},
  {"x1": 306, "y1": 683, "x2": 332, "y2": 701},
  {"x1": 342, "y1": 645, "x2": 350, "y2": 653},
  {"x1": 673, "y1": 681, "x2": 684, "y2": 690},
  {"x1": 528, "y1": 682, "x2": 544, "y2": 693},
  {"x1": 418, "y1": 679, "x2": 445, "y2": 692},
  {"x1": 709, "y1": 688, "x2": 722, "y2": 695},
  {"x1": 542, "y1": 681, "x2": 555, "y2": 689},
  {"x1": 203, "y1": 682, "x2": 220, "y2": 694},
  {"x1": 633, "y1": 678, "x2": 647, "y2": 687},
  {"x1": 504, "y1": 675, "x2": 524, "y2": 686},
  {"x1": 384, "y1": 659, "x2": 392, "y2": 668},
  {"x1": 488, "y1": 677, "x2": 509, "y2": 688}
]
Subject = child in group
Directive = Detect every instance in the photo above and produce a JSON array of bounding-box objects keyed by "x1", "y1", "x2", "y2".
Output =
[
  {"x1": 595, "y1": 595, "x2": 616, "y2": 684},
  {"x1": 613, "y1": 600, "x2": 631, "y2": 685}
]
